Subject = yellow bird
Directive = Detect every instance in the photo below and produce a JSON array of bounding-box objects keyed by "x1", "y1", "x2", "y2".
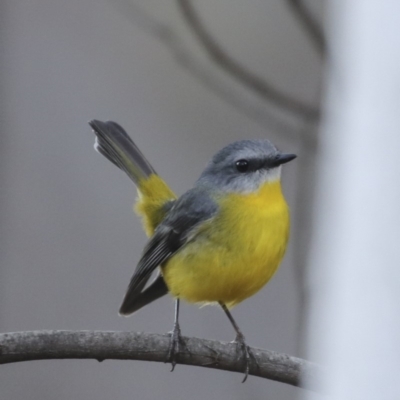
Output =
[{"x1": 89, "y1": 120, "x2": 296, "y2": 380}]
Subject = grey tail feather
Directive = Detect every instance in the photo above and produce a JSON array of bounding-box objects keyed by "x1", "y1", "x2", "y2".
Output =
[
  {"x1": 119, "y1": 274, "x2": 169, "y2": 316},
  {"x1": 89, "y1": 119, "x2": 156, "y2": 185}
]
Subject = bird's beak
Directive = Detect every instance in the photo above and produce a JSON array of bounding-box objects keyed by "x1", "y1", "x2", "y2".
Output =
[
  {"x1": 270, "y1": 153, "x2": 297, "y2": 167},
  {"x1": 278, "y1": 153, "x2": 297, "y2": 164}
]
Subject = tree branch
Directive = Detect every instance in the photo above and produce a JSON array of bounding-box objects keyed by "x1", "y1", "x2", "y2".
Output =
[
  {"x1": 112, "y1": 1, "x2": 309, "y2": 139},
  {"x1": 284, "y1": 0, "x2": 326, "y2": 57},
  {"x1": 176, "y1": 0, "x2": 320, "y2": 120},
  {"x1": 0, "y1": 330, "x2": 319, "y2": 389}
]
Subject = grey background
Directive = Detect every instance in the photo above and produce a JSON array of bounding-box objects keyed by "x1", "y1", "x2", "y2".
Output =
[{"x1": 0, "y1": 1, "x2": 323, "y2": 399}]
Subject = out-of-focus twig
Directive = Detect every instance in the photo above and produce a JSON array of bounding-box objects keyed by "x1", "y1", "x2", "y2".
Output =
[
  {"x1": 176, "y1": 0, "x2": 320, "y2": 120},
  {"x1": 112, "y1": 1, "x2": 314, "y2": 139},
  {"x1": 0, "y1": 330, "x2": 321, "y2": 389},
  {"x1": 285, "y1": 0, "x2": 326, "y2": 56}
]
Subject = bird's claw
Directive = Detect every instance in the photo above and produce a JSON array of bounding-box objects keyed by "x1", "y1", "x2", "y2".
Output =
[
  {"x1": 167, "y1": 322, "x2": 182, "y2": 371},
  {"x1": 234, "y1": 332, "x2": 252, "y2": 383}
]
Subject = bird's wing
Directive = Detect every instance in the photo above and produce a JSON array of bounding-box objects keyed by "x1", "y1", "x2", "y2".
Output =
[{"x1": 119, "y1": 187, "x2": 219, "y2": 315}]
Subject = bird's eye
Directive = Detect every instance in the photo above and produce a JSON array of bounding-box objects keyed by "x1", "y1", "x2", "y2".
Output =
[{"x1": 235, "y1": 159, "x2": 249, "y2": 173}]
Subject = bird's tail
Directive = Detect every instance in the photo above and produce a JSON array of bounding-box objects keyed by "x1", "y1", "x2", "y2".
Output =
[
  {"x1": 89, "y1": 120, "x2": 156, "y2": 186},
  {"x1": 89, "y1": 119, "x2": 176, "y2": 236}
]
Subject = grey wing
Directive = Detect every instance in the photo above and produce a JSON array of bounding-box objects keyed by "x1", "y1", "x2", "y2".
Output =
[{"x1": 119, "y1": 187, "x2": 219, "y2": 316}]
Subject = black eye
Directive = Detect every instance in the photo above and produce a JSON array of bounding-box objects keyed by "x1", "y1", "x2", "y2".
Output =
[{"x1": 235, "y1": 159, "x2": 249, "y2": 172}]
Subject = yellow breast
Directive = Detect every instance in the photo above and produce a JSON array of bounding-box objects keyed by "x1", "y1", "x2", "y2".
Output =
[{"x1": 162, "y1": 181, "x2": 290, "y2": 307}]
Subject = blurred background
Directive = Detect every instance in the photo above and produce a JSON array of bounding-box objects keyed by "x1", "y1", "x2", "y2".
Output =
[{"x1": 0, "y1": 1, "x2": 325, "y2": 399}]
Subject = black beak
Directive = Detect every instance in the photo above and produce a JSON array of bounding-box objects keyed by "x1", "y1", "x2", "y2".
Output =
[{"x1": 269, "y1": 153, "x2": 297, "y2": 168}]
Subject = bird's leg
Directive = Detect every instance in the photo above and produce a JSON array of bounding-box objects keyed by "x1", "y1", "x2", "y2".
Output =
[
  {"x1": 167, "y1": 298, "x2": 182, "y2": 371},
  {"x1": 219, "y1": 302, "x2": 252, "y2": 382}
]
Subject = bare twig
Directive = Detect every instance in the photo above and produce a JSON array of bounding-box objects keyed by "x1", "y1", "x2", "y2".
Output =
[
  {"x1": 0, "y1": 330, "x2": 320, "y2": 389},
  {"x1": 176, "y1": 0, "x2": 320, "y2": 120},
  {"x1": 112, "y1": 1, "x2": 309, "y2": 139},
  {"x1": 285, "y1": 0, "x2": 326, "y2": 57}
]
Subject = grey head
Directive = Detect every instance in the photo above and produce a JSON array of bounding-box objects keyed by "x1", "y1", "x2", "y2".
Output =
[{"x1": 196, "y1": 139, "x2": 296, "y2": 193}]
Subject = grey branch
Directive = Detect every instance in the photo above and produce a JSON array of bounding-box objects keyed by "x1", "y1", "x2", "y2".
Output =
[
  {"x1": 112, "y1": 1, "x2": 307, "y2": 138},
  {"x1": 0, "y1": 330, "x2": 319, "y2": 389},
  {"x1": 176, "y1": 0, "x2": 320, "y2": 120},
  {"x1": 285, "y1": 0, "x2": 326, "y2": 57}
]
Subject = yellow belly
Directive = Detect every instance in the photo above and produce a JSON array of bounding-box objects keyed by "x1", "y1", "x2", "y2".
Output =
[{"x1": 162, "y1": 181, "x2": 290, "y2": 308}]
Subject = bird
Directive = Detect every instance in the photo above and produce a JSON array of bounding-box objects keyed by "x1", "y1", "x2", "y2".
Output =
[{"x1": 89, "y1": 119, "x2": 296, "y2": 381}]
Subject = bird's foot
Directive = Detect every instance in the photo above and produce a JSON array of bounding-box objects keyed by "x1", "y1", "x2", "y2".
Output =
[
  {"x1": 167, "y1": 322, "x2": 182, "y2": 371},
  {"x1": 233, "y1": 332, "x2": 252, "y2": 383}
]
